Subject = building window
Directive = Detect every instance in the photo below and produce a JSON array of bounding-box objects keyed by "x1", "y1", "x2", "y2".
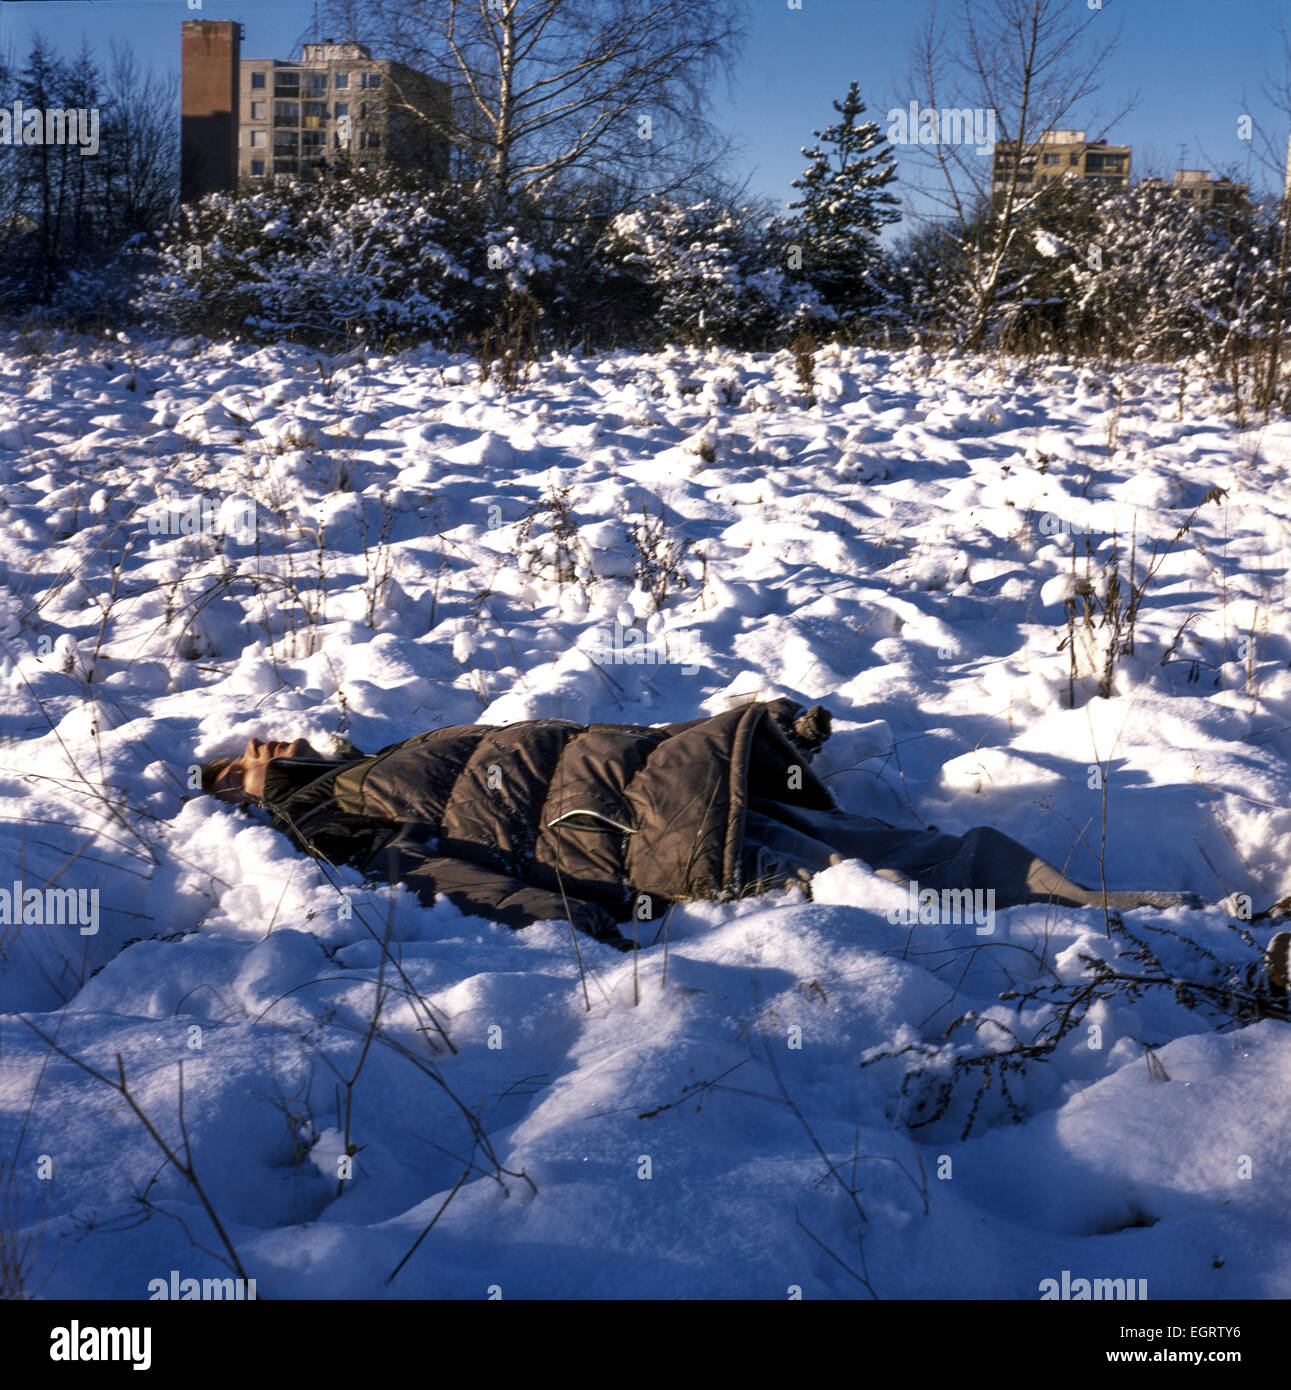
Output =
[
  {"x1": 301, "y1": 130, "x2": 325, "y2": 152},
  {"x1": 249, "y1": 130, "x2": 267, "y2": 147},
  {"x1": 274, "y1": 101, "x2": 300, "y2": 126},
  {"x1": 334, "y1": 102, "x2": 349, "y2": 119},
  {"x1": 334, "y1": 72, "x2": 349, "y2": 89},
  {"x1": 251, "y1": 72, "x2": 266, "y2": 89},
  {"x1": 1043, "y1": 153, "x2": 1060, "y2": 165},
  {"x1": 359, "y1": 102, "x2": 370, "y2": 119},
  {"x1": 303, "y1": 101, "x2": 327, "y2": 126},
  {"x1": 274, "y1": 132, "x2": 299, "y2": 154},
  {"x1": 360, "y1": 130, "x2": 381, "y2": 149},
  {"x1": 274, "y1": 71, "x2": 300, "y2": 94},
  {"x1": 250, "y1": 101, "x2": 266, "y2": 120},
  {"x1": 273, "y1": 158, "x2": 298, "y2": 175},
  {"x1": 250, "y1": 159, "x2": 265, "y2": 176},
  {"x1": 308, "y1": 72, "x2": 328, "y2": 91},
  {"x1": 361, "y1": 71, "x2": 382, "y2": 89}
]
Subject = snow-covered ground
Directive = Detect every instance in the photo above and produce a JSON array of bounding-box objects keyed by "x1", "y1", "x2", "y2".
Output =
[{"x1": 2, "y1": 332, "x2": 1290, "y2": 1299}]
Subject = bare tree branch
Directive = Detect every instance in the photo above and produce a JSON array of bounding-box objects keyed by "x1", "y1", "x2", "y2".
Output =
[{"x1": 322, "y1": 0, "x2": 745, "y2": 217}]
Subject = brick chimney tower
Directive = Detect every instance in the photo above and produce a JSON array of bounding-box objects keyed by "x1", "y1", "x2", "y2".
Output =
[{"x1": 181, "y1": 20, "x2": 242, "y2": 203}]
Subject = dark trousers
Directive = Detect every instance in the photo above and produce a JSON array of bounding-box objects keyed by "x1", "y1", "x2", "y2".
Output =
[{"x1": 740, "y1": 798, "x2": 1194, "y2": 911}]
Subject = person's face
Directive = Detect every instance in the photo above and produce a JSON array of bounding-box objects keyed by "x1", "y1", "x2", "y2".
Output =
[{"x1": 210, "y1": 738, "x2": 320, "y2": 803}]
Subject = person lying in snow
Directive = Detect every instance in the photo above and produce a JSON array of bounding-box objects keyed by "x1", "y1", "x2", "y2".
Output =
[{"x1": 200, "y1": 697, "x2": 1205, "y2": 952}]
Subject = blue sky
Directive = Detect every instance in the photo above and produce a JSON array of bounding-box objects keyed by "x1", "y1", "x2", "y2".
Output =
[{"x1": 2, "y1": 0, "x2": 1290, "y2": 220}]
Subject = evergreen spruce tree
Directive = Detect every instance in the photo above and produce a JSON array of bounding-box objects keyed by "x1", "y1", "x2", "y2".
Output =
[{"x1": 788, "y1": 82, "x2": 900, "y2": 324}]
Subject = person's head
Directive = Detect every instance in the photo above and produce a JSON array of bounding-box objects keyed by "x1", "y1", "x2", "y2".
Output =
[{"x1": 201, "y1": 737, "x2": 322, "y2": 804}]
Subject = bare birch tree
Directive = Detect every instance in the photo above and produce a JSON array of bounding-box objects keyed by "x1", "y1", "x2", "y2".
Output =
[
  {"x1": 99, "y1": 42, "x2": 179, "y2": 242},
  {"x1": 321, "y1": 0, "x2": 744, "y2": 219},
  {"x1": 1251, "y1": 20, "x2": 1291, "y2": 411},
  {"x1": 903, "y1": 0, "x2": 1135, "y2": 349}
]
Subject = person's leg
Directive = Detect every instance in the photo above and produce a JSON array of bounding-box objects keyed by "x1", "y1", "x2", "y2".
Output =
[
  {"x1": 750, "y1": 801, "x2": 1198, "y2": 911},
  {"x1": 924, "y1": 825, "x2": 1198, "y2": 910},
  {"x1": 739, "y1": 809, "x2": 838, "y2": 896}
]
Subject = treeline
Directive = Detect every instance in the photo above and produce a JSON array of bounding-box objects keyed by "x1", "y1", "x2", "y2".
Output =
[
  {"x1": 133, "y1": 168, "x2": 898, "y2": 355},
  {"x1": 0, "y1": 37, "x2": 177, "y2": 316},
  {"x1": 14, "y1": 149, "x2": 1291, "y2": 404},
  {"x1": 1, "y1": 32, "x2": 1287, "y2": 406},
  {"x1": 135, "y1": 167, "x2": 1291, "y2": 392}
]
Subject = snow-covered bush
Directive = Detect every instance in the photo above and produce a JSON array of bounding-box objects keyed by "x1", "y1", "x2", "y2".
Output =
[
  {"x1": 0, "y1": 247, "x2": 148, "y2": 332},
  {"x1": 896, "y1": 181, "x2": 1284, "y2": 369},
  {"x1": 890, "y1": 220, "x2": 982, "y2": 349},
  {"x1": 606, "y1": 197, "x2": 826, "y2": 348},
  {"x1": 1038, "y1": 184, "x2": 1270, "y2": 361},
  {"x1": 137, "y1": 172, "x2": 647, "y2": 352},
  {"x1": 464, "y1": 216, "x2": 618, "y2": 350},
  {"x1": 137, "y1": 172, "x2": 469, "y2": 348}
]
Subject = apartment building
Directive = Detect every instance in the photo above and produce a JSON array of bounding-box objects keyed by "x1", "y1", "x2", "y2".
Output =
[
  {"x1": 237, "y1": 40, "x2": 450, "y2": 184},
  {"x1": 992, "y1": 129, "x2": 1132, "y2": 195},
  {"x1": 1138, "y1": 169, "x2": 1249, "y2": 211},
  {"x1": 182, "y1": 21, "x2": 450, "y2": 202}
]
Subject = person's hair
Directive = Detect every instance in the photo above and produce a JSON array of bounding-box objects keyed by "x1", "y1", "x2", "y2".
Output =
[{"x1": 199, "y1": 757, "x2": 235, "y2": 794}]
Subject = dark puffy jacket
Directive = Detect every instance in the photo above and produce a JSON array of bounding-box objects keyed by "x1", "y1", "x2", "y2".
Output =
[{"x1": 258, "y1": 698, "x2": 834, "y2": 948}]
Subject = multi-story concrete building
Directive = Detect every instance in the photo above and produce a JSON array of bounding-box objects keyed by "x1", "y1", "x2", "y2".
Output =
[
  {"x1": 237, "y1": 39, "x2": 450, "y2": 184},
  {"x1": 992, "y1": 129, "x2": 1132, "y2": 196},
  {"x1": 1138, "y1": 169, "x2": 1249, "y2": 211},
  {"x1": 182, "y1": 21, "x2": 450, "y2": 202}
]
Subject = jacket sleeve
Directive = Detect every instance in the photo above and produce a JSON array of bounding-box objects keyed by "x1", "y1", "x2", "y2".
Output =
[
  {"x1": 373, "y1": 840, "x2": 637, "y2": 951},
  {"x1": 653, "y1": 699, "x2": 833, "y2": 762},
  {"x1": 762, "y1": 698, "x2": 833, "y2": 761}
]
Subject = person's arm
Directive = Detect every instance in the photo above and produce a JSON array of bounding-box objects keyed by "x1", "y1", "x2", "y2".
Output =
[{"x1": 763, "y1": 698, "x2": 833, "y2": 761}]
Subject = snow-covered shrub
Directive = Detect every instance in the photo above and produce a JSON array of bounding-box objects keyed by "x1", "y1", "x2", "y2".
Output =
[
  {"x1": 2, "y1": 250, "x2": 148, "y2": 332},
  {"x1": 1038, "y1": 184, "x2": 1269, "y2": 361},
  {"x1": 606, "y1": 197, "x2": 826, "y2": 348},
  {"x1": 486, "y1": 215, "x2": 641, "y2": 349},
  {"x1": 890, "y1": 220, "x2": 981, "y2": 349},
  {"x1": 464, "y1": 218, "x2": 613, "y2": 353},
  {"x1": 136, "y1": 176, "x2": 844, "y2": 353},
  {"x1": 898, "y1": 180, "x2": 1282, "y2": 367},
  {"x1": 137, "y1": 171, "x2": 469, "y2": 348}
]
